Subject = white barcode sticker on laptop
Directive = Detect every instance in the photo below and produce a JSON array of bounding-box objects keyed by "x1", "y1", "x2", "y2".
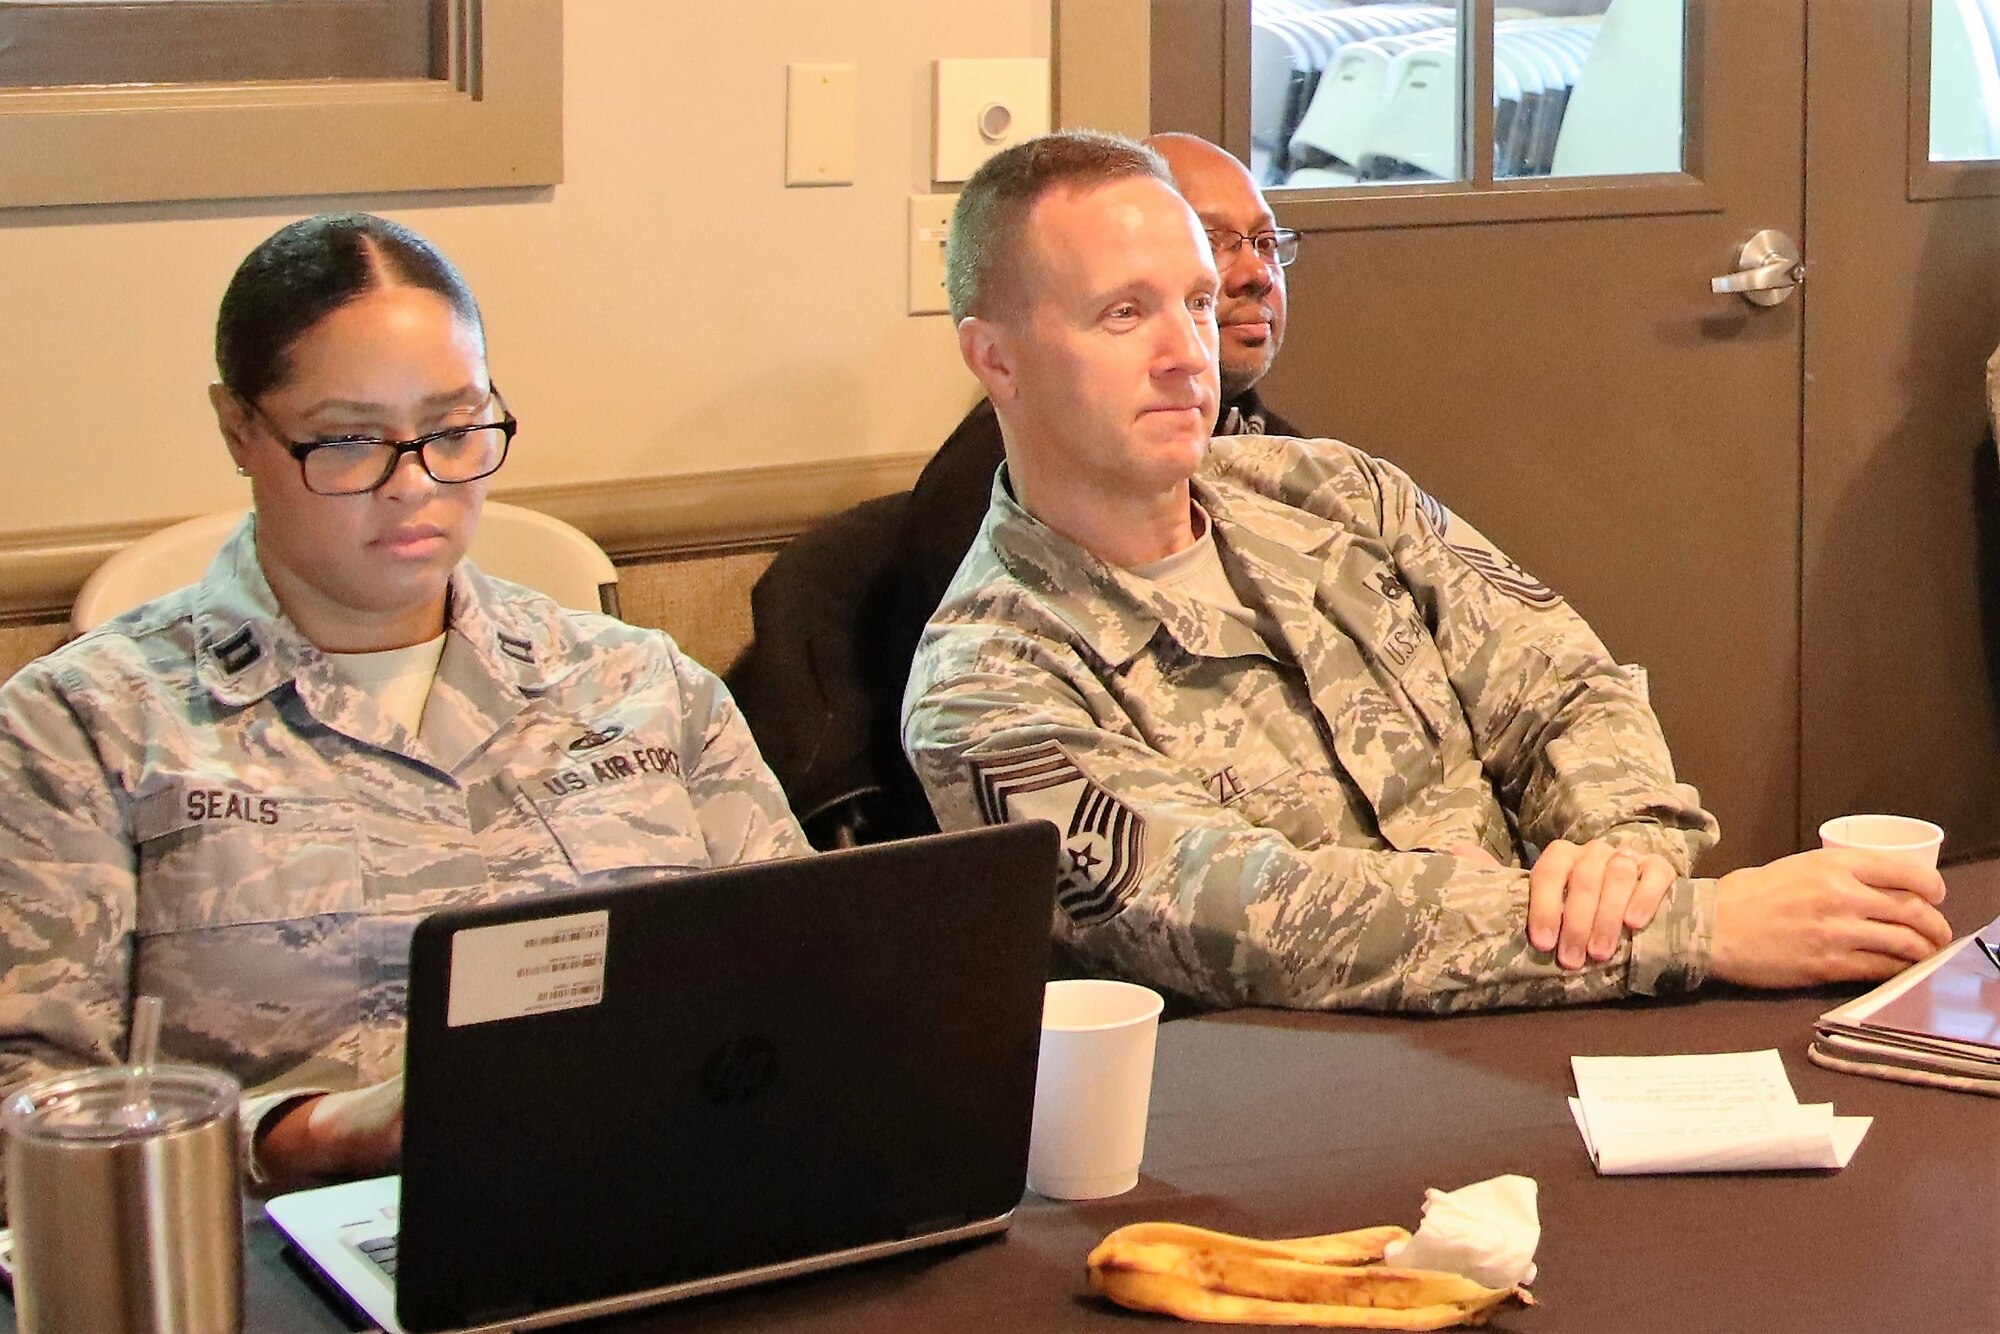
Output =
[{"x1": 447, "y1": 910, "x2": 610, "y2": 1027}]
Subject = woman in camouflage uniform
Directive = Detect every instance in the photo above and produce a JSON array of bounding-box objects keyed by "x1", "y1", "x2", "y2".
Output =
[{"x1": 0, "y1": 215, "x2": 807, "y2": 1198}]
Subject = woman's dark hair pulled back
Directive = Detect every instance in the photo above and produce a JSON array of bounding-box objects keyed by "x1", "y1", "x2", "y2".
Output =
[{"x1": 215, "y1": 212, "x2": 483, "y2": 403}]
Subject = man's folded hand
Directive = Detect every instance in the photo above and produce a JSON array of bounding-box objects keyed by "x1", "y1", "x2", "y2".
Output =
[{"x1": 1527, "y1": 838, "x2": 1679, "y2": 969}]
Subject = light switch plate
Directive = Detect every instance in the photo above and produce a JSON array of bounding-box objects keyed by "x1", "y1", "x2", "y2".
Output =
[
  {"x1": 786, "y1": 62, "x2": 856, "y2": 187},
  {"x1": 932, "y1": 57, "x2": 1049, "y2": 184},
  {"x1": 908, "y1": 193, "x2": 957, "y2": 316}
]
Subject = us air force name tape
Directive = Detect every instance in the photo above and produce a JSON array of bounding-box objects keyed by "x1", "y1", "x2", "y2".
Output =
[{"x1": 971, "y1": 739, "x2": 1146, "y2": 927}]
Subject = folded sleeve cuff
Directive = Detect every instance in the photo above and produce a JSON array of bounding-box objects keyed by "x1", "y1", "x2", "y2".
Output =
[
  {"x1": 1594, "y1": 821, "x2": 1705, "y2": 877},
  {"x1": 1625, "y1": 875, "x2": 1717, "y2": 996},
  {"x1": 238, "y1": 1087, "x2": 331, "y2": 1195}
]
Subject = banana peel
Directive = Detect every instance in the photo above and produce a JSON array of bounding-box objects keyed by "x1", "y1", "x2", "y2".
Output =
[
  {"x1": 1087, "y1": 1222, "x2": 1533, "y2": 1329},
  {"x1": 1091, "y1": 1221, "x2": 1415, "y2": 1267}
]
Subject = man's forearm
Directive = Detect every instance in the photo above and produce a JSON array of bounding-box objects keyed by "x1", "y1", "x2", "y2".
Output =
[{"x1": 1065, "y1": 826, "x2": 1713, "y2": 1014}]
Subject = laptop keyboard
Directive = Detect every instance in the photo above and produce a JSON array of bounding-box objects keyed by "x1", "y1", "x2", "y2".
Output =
[{"x1": 355, "y1": 1234, "x2": 399, "y2": 1279}]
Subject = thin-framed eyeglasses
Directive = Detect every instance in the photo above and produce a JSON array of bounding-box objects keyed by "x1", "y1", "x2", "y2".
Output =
[
  {"x1": 1206, "y1": 227, "x2": 1301, "y2": 268},
  {"x1": 241, "y1": 386, "x2": 517, "y2": 497}
]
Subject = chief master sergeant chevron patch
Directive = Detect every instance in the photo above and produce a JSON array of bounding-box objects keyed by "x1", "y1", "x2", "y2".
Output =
[{"x1": 969, "y1": 740, "x2": 1147, "y2": 927}]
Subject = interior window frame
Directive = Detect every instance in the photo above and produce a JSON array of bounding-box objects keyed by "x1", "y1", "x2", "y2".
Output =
[
  {"x1": 0, "y1": 0, "x2": 440, "y2": 88},
  {"x1": 0, "y1": 0, "x2": 560, "y2": 211}
]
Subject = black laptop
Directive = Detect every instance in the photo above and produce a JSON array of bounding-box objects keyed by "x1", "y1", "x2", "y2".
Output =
[{"x1": 268, "y1": 821, "x2": 1059, "y2": 1333}]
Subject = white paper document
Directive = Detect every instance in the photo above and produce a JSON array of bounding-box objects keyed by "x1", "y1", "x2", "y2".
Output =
[{"x1": 1568, "y1": 1049, "x2": 1870, "y2": 1175}]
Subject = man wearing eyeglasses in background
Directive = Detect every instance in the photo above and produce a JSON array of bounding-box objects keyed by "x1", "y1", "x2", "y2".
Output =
[{"x1": 899, "y1": 133, "x2": 1302, "y2": 626}]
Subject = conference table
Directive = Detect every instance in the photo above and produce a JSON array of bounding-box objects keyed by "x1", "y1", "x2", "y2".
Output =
[{"x1": 11, "y1": 867, "x2": 1998, "y2": 1333}]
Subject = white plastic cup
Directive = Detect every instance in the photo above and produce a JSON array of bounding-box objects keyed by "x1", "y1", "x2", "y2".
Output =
[
  {"x1": 1025, "y1": 979, "x2": 1163, "y2": 1200},
  {"x1": 1818, "y1": 814, "x2": 1945, "y2": 870}
]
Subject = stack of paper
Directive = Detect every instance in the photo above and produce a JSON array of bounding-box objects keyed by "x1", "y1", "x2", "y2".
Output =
[
  {"x1": 1811, "y1": 917, "x2": 2000, "y2": 1096},
  {"x1": 1568, "y1": 1050, "x2": 1870, "y2": 1175}
]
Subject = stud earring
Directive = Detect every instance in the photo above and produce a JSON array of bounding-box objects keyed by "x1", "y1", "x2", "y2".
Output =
[{"x1": 235, "y1": 465, "x2": 249, "y2": 477}]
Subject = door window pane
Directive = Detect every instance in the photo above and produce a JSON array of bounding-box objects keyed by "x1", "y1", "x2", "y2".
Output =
[
  {"x1": 1252, "y1": 1, "x2": 1461, "y2": 189},
  {"x1": 1506, "y1": 1, "x2": 1684, "y2": 179},
  {"x1": 1251, "y1": 1, "x2": 1687, "y2": 191},
  {"x1": 1930, "y1": 0, "x2": 2000, "y2": 160}
]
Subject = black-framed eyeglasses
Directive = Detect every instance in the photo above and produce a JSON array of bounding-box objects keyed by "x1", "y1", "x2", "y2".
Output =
[
  {"x1": 1206, "y1": 227, "x2": 1301, "y2": 268},
  {"x1": 243, "y1": 386, "x2": 517, "y2": 497}
]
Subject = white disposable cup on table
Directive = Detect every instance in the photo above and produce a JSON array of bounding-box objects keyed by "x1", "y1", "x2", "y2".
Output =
[
  {"x1": 4, "y1": 1063, "x2": 243, "y2": 1334},
  {"x1": 1026, "y1": 979, "x2": 1164, "y2": 1200},
  {"x1": 1818, "y1": 814, "x2": 1945, "y2": 870}
]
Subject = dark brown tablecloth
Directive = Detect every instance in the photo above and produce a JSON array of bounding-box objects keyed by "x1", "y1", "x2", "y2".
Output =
[{"x1": 18, "y1": 867, "x2": 2000, "y2": 1333}]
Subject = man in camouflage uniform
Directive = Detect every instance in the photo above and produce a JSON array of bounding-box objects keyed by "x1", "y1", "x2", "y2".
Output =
[
  {"x1": 0, "y1": 518, "x2": 807, "y2": 1188},
  {"x1": 903, "y1": 131, "x2": 1952, "y2": 1011}
]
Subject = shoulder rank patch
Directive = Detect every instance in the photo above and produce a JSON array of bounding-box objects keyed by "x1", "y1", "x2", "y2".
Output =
[
  {"x1": 970, "y1": 740, "x2": 1147, "y2": 928},
  {"x1": 1419, "y1": 495, "x2": 1562, "y2": 609},
  {"x1": 496, "y1": 631, "x2": 536, "y2": 665},
  {"x1": 1413, "y1": 486, "x2": 1450, "y2": 536},
  {"x1": 1448, "y1": 539, "x2": 1562, "y2": 609}
]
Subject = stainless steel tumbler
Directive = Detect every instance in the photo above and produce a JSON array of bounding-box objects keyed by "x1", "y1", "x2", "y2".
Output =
[{"x1": 4, "y1": 1063, "x2": 242, "y2": 1334}]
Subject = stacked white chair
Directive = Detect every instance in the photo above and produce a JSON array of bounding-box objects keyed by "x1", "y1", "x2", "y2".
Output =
[
  {"x1": 1543, "y1": 1, "x2": 1681, "y2": 178},
  {"x1": 1250, "y1": 2, "x2": 1455, "y2": 184},
  {"x1": 1356, "y1": 37, "x2": 1464, "y2": 181},
  {"x1": 71, "y1": 500, "x2": 620, "y2": 635},
  {"x1": 1289, "y1": 31, "x2": 1452, "y2": 185}
]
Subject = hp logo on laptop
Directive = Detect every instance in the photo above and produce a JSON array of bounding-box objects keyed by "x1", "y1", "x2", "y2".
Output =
[{"x1": 700, "y1": 1034, "x2": 779, "y2": 1106}]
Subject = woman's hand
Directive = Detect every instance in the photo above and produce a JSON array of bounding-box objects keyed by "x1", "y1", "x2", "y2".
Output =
[{"x1": 255, "y1": 1075, "x2": 404, "y2": 1188}]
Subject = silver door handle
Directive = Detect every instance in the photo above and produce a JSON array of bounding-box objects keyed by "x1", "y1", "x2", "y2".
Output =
[
  {"x1": 1712, "y1": 260, "x2": 1801, "y2": 293},
  {"x1": 1711, "y1": 229, "x2": 1804, "y2": 306}
]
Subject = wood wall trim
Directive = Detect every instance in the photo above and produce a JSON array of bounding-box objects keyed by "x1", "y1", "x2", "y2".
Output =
[
  {"x1": 0, "y1": 451, "x2": 931, "y2": 624},
  {"x1": 1054, "y1": 0, "x2": 1149, "y2": 135}
]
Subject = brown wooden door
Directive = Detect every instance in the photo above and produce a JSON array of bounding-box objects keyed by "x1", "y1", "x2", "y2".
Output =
[
  {"x1": 1799, "y1": 3, "x2": 2000, "y2": 858},
  {"x1": 1174, "y1": 0, "x2": 1812, "y2": 871},
  {"x1": 1138, "y1": 0, "x2": 2000, "y2": 868}
]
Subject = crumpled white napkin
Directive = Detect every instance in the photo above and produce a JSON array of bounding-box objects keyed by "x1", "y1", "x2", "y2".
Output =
[{"x1": 1380, "y1": 1174, "x2": 1539, "y2": 1288}]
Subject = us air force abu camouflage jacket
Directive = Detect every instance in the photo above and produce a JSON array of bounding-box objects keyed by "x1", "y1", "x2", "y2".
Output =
[
  {"x1": 0, "y1": 517, "x2": 807, "y2": 1180},
  {"x1": 903, "y1": 436, "x2": 1720, "y2": 1012}
]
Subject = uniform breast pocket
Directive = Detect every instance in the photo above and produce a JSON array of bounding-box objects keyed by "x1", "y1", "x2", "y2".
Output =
[
  {"x1": 130, "y1": 785, "x2": 365, "y2": 1086},
  {"x1": 517, "y1": 752, "x2": 713, "y2": 885},
  {"x1": 132, "y1": 784, "x2": 363, "y2": 937},
  {"x1": 1191, "y1": 753, "x2": 1337, "y2": 851}
]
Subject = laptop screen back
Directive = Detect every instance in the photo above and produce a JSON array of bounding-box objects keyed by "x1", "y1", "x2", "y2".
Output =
[{"x1": 393, "y1": 822, "x2": 1059, "y2": 1332}]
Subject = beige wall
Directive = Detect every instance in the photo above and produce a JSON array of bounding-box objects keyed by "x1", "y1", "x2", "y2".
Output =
[{"x1": 0, "y1": 0, "x2": 1048, "y2": 540}]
